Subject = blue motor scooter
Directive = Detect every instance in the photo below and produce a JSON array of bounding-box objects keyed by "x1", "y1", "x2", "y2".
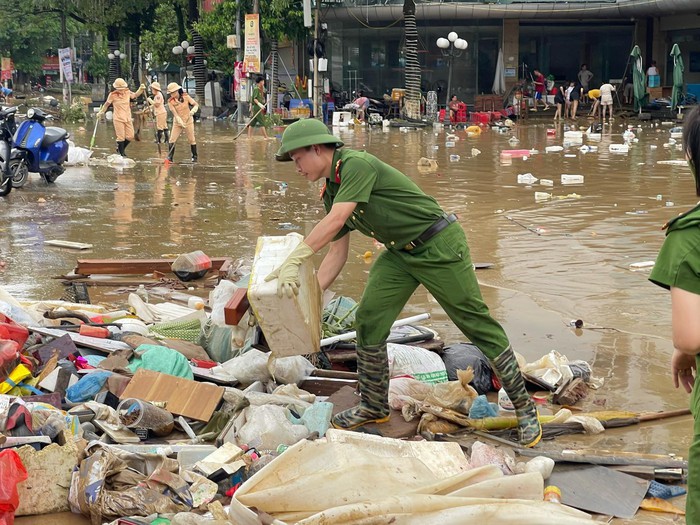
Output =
[{"x1": 11, "y1": 107, "x2": 69, "y2": 187}]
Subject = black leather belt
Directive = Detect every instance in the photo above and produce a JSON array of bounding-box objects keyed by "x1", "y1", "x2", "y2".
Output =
[{"x1": 403, "y1": 213, "x2": 458, "y2": 251}]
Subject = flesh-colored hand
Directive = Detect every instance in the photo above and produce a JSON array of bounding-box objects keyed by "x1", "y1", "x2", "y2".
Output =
[{"x1": 672, "y1": 348, "x2": 696, "y2": 393}]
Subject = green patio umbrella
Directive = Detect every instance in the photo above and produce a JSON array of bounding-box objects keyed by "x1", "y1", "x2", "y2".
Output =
[
  {"x1": 630, "y1": 45, "x2": 646, "y2": 113},
  {"x1": 670, "y1": 43, "x2": 684, "y2": 111}
]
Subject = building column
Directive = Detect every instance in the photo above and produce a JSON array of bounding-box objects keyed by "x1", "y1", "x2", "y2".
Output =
[{"x1": 503, "y1": 19, "x2": 519, "y2": 93}]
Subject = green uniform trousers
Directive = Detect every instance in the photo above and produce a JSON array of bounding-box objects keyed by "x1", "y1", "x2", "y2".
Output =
[
  {"x1": 355, "y1": 222, "x2": 510, "y2": 359},
  {"x1": 688, "y1": 432, "x2": 699, "y2": 522}
]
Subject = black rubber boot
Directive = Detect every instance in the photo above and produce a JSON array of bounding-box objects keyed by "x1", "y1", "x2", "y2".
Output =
[
  {"x1": 491, "y1": 346, "x2": 542, "y2": 448},
  {"x1": 332, "y1": 344, "x2": 390, "y2": 429},
  {"x1": 166, "y1": 143, "x2": 175, "y2": 162},
  {"x1": 155, "y1": 130, "x2": 162, "y2": 144},
  {"x1": 190, "y1": 144, "x2": 198, "y2": 163},
  {"x1": 116, "y1": 141, "x2": 125, "y2": 156},
  {"x1": 122, "y1": 139, "x2": 131, "y2": 157},
  {"x1": 163, "y1": 129, "x2": 170, "y2": 143}
]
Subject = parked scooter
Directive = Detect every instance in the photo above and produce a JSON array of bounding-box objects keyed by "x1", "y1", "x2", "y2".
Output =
[
  {"x1": 11, "y1": 107, "x2": 69, "y2": 188},
  {"x1": 0, "y1": 106, "x2": 18, "y2": 196}
]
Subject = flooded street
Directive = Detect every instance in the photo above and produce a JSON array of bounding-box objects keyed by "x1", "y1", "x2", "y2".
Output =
[{"x1": 0, "y1": 116, "x2": 694, "y2": 517}]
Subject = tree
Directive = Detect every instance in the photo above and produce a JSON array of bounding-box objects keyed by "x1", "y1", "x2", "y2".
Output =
[{"x1": 403, "y1": 0, "x2": 421, "y2": 120}]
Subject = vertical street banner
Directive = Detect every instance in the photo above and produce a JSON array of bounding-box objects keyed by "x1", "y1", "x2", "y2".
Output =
[
  {"x1": 1, "y1": 58, "x2": 12, "y2": 81},
  {"x1": 58, "y1": 47, "x2": 73, "y2": 83},
  {"x1": 244, "y1": 14, "x2": 261, "y2": 73}
]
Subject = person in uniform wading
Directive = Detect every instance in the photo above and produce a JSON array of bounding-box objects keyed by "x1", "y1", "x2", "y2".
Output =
[
  {"x1": 97, "y1": 78, "x2": 146, "y2": 157},
  {"x1": 147, "y1": 81, "x2": 169, "y2": 145},
  {"x1": 266, "y1": 119, "x2": 543, "y2": 447},
  {"x1": 166, "y1": 82, "x2": 199, "y2": 163}
]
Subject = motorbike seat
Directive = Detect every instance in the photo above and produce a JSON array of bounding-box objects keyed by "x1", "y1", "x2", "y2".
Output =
[
  {"x1": 0, "y1": 107, "x2": 17, "y2": 119},
  {"x1": 41, "y1": 126, "x2": 69, "y2": 147}
]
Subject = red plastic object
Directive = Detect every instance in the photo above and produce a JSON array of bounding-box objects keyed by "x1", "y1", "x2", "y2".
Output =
[
  {"x1": 78, "y1": 325, "x2": 110, "y2": 338},
  {"x1": 0, "y1": 449, "x2": 28, "y2": 525},
  {"x1": 0, "y1": 340, "x2": 19, "y2": 384},
  {"x1": 0, "y1": 314, "x2": 28, "y2": 348},
  {"x1": 191, "y1": 359, "x2": 217, "y2": 369}
]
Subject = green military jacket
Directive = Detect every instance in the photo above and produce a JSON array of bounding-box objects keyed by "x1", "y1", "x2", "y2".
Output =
[{"x1": 321, "y1": 148, "x2": 445, "y2": 248}]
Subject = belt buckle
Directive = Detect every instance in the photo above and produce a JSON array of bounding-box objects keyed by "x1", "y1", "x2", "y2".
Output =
[{"x1": 404, "y1": 241, "x2": 417, "y2": 251}]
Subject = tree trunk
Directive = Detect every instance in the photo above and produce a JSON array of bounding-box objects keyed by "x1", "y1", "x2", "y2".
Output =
[
  {"x1": 270, "y1": 39, "x2": 279, "y2": 110},
  {"x1": 403, "y1": 0, "x2": 421, "y2": 120}
]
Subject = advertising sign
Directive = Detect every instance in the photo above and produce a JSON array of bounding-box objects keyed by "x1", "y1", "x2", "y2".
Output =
[
  {"x1": 0, "y1": 58, "x2": 11, "y2": 81},
  {"x1": 58, "y1": 47, "x2": 73, "y2": 83},
  {"x1": 244, "y1": 14, "x2": 261, "y2": 73}
]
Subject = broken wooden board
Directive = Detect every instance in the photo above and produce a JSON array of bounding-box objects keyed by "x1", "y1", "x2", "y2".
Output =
[
  {"x1": 45, "y1": 240, "x2": 93, "y2": 250},
  {"x1": 516, "y1": 447, "x2": 689, "y2": 470},
  {"x1": 548, "y1": 463, "x2": 650, "y2": 518},
  {"x1": 327, "y1": 385, "x2": 418, "y2": 439},
  {"x1": 29, "y1": 327, "x2": 131, "y2": 354},
  {"x1": 74, "y1": 257, "x2": 232, "y2": 278},
  {"x1": 93, "y1": 420, "x2": 141, "y2": 444}
]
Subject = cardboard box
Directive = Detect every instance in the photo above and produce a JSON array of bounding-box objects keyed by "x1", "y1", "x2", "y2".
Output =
[{"x1": 119, "y1": 369, "x2": 224, "y2": 422}]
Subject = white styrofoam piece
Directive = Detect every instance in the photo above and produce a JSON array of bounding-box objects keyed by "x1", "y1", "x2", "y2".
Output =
[{"x1": 248, "y1": 233, "x2": 322, "y2": 357}]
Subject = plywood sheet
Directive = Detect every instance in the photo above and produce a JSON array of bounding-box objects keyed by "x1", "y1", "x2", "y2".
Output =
[{"x1": 119, "y1": 369, "x2": 224, "y2": 422}]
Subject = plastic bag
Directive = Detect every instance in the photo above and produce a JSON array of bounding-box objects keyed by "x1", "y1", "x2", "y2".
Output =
[
  {"x1": 66, "y1": 144, "x2": 93, "y2": 166},
  {"x1": 424, "y1": 369, "x2": 478, "y2": 415},
  {"x1": 0, "y1": 449, "x2": 28, "y2": 525},
  {"x1": 220, "y1": 348, "x2": 270, "y2": 385},
  {"x1": 387, "y1": 343, "x2": 448, "y2": 384},
  {"x1": 388, "y1": 376, "x2": 433, "y2": 410},
  {"x1": 65, "y1": 371, "x2": 112, "y2": 403},
  {"x1": 197, "y1": 318, "x2": 237, "y2": 363},
  {"x1": 522, "y1": 350, "x2": 574, "y2": 388},
  {"x1": 235, "y1": 404, "x2": 309, "y2": 451},
  {"x1": 270, "y1": 355, "x2": 316, "y2": 385},
  {"x1": 440, "y1": 343, "x2": 494, "y2": 394},
  {"x1": 208, "y1": 280, "x2": 237, "y2": 327},
  {"x1": 128, "y1": 344, "x2": 194, "y2": 379}
]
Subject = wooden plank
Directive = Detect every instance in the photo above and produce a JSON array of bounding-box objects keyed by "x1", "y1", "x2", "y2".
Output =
[
  {"x1": 45, "y1": 240, "x2": 93, "y2": 250},
  {"x1": 29, "y1": 327, "x2": 131, "y2": 354},
  {"x1": 548, "y1": 464, "x2": 650, "y2": 518},
  {"x1": 74, "y1": 257, "x2": 232, "y2": 276}
]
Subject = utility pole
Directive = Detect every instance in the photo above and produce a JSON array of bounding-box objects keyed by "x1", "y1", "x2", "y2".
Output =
[{"x1": 313, "y1": 0, "x2": 320, "y2": 120}]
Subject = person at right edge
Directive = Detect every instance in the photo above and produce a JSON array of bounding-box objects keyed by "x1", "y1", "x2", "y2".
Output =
[
  {"x1": 265, "y1": 119, "x2": 542, "y2": 448},
  {"x1": 166, "y1": 82, "x2": 199, "y2": 163},
  {"x1": 649, "y1": 105, "x2": 700, "y2": 522}
]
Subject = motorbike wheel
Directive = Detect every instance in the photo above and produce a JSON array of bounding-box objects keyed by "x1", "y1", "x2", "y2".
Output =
[
  {"x1": 9, "y1": 160, "x2": 28, "y2": 188},
  {"x1": 0, "y1": 176, "x2": 11, "y2": 197}
]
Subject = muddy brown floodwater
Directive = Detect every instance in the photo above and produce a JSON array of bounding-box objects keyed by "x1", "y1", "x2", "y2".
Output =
[{"x1": 1, "y1": 115, "x2": 695, "y2": 523}]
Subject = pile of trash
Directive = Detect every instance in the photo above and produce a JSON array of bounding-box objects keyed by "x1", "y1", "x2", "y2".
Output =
[{"x1": 0, "y1": 239, "x2": 688, "y2": 523}]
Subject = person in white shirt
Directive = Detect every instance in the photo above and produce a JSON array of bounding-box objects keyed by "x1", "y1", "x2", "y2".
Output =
[
  {"x1": 599, "y1": 82, "x2": 616, "y2": 121},
  {"x1": 647, "y1": 60, "x2": 660, "y2": 88}
]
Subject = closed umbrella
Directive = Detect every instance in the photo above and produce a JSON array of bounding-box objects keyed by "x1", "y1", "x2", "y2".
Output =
[
  {"x1": 492, "y1": 48, "x2": 506, "y2": 96},
  {"x1": 670, "y1": 43, "x2": 684, "y2": 111},
  {"x1": 630, "y1": 45, "x2": 646, "y2": 113}
]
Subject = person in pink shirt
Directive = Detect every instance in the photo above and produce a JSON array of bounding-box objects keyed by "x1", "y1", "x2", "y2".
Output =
[
  {"x1": 353, "y1": 91, "x2": 370, "y2": 121},
  {"x1": 166, "y1": 82, "x2": 199, "y2": 163},
  {"x1": 97, "y1": 78, "x2": 146, "y2": 157},
  {"x1": 147, "y1": 81, "x2": 169, "y2": 144}
]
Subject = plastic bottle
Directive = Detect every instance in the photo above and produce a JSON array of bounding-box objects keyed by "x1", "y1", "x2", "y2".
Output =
[
  {"x1": 544, "y1": 485, "x2": 562, "y2": 504},
  {"x1": 136, "y1": 284, "x2": 149, "y2": 303}
]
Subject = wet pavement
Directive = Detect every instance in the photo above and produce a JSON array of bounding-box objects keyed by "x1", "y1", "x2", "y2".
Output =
[{"x1": 0, "y1": 114, "x2": 694, "y2": 522}]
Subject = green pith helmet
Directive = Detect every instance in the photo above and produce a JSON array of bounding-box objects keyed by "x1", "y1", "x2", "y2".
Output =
[{"x1": 276, "y1": 118, "x2": 344, "y2": 161}]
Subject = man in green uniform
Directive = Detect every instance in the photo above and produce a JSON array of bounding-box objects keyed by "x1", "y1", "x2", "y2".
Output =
[
  {"x1": 248, "y1": 76, "x2": 269, "y2": 139},
  {"x1": 649, "y1": 105, "x2": 700, "y2": 520},
  {"x1": 266, "y1": 119, "x2": 542, "y2": 447}
]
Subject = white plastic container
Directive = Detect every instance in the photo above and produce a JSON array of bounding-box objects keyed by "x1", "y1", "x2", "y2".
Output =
[
  {"x1": 517, "y1": 173, "x2": 538, "y2": 184},
  {"x1": 609, "y1": 144, "x2": 629, "y2": 153},
  {"x1": 561, "y1": 174, "x2": 584, "y2": 185},
  {"x1": 534, "y1": 192, "x2": 552, "y2": 202},
  {"x1": 540, "y1": 179, "x2": 553, "y2": 187},
  {"x1": 545, "y1": 146, "x2": 563, "y2": 153},
  {"x1": 248, "y1": 233, "x2": 322, "y2": 357}
]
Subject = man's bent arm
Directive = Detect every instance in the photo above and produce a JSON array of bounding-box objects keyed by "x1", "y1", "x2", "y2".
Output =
[
  {"x1": 304, "y1": 201, "x2": 357, "y2": 252},
  {"x1": 317, "y1": 233, "x2": 350, "y2": 290}
]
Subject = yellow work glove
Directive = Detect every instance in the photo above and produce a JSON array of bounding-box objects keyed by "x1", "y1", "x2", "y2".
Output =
[
  {"x1": 146, "y1": 97, "x2": 154, "y2": 106},
  {"x1": 175, "y1": 116, "x2": 185, "y2": 126},
  {"x1": 264, "y1": 242, "x2": 315, "y2": 298},
  {"x1": 189, "y1": 107, "x2": 197, "y2": 116}
]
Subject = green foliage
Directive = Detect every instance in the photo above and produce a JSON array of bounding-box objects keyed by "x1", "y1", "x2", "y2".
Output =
[
  {"x1": 261, "y1": 0, "x2": 307, "y2": 43},
  {"x1": 61, "y1": 100, "x2": 88, "y2": 122},
  {"x1": 0, "y1": 1, "x2": 62, "y2": 75},
  {"x1": 85, "y1": 40, "x2": 109, "y2": 80},
  {"x1": 193, "y1": 0, "x2": 239, "y2": 72},
  {"x1": 262, "y1": 111, "x2": 282, "y2": 128},
  {"x1": 141, "y1": 3, "x2": 181, "y2": 69}
]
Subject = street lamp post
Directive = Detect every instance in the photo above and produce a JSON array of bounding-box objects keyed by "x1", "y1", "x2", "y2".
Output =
[
  {"x1": 436, "y1": 32, "x2": 468, "y2": 125},
  {"x1": 172, "y1": 40, "x2": 195, "y2": 93}
]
